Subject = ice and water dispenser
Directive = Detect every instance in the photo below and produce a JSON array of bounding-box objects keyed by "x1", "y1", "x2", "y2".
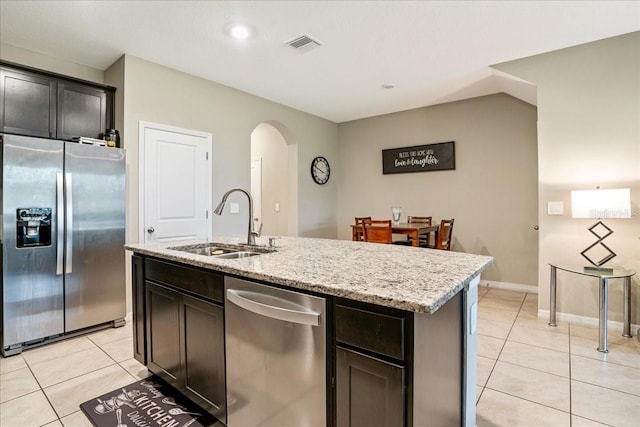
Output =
[{"x1": 16, "y1": 208, "x2": 52, "y2": 247}]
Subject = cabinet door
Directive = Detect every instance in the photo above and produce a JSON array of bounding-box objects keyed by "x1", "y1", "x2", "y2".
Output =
[
  {"x1": 336, "y1": 347, "x2": 404, "y2": 427},
  {"x1": 146, "y1": 282, "x2": 182, "y2": 387},
  {"x1": 0, "y1": 68, "x2": 56, "y2": 138},
  {"x1": 181, "y1": 295, "x2": 226, "y2": 421},
  {"x1": 132, "y1": 255, "x2": 146, "y2": 364},
  {"x1": 56, "y1": 81, "x2": 106, "y2": 140}
]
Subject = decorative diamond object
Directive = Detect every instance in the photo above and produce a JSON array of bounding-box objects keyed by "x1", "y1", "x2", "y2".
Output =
[
  {"x1": 588, "y1": 221, "x2": 613, "y2": 240},
  {"x1": 581, "y1": 220, "x2": 616, "y2": 267}
]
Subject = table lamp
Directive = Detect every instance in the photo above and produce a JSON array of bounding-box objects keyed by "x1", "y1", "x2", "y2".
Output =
[{"x1": 571, "y1": 188, "x2": 631, "y2": 272}]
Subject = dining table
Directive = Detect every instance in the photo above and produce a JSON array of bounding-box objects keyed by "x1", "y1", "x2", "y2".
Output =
[{"x1": 351, "y1": 222, "x2": 439, "y2": 247}]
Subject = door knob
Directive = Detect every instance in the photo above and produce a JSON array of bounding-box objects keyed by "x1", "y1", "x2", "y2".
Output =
[
  {"x1": 534, "y1": 225, "x2": 539, "y2": 231},
  {"x1": 147, "y1": 227, "x2": 155, "y2": 233}
]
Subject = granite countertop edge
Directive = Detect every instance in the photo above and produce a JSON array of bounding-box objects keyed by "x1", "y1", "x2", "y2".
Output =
[{"x1": 126, "y1": 236, "x2": 493, "y2": 315}]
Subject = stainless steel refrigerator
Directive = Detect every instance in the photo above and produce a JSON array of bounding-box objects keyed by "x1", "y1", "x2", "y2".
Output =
[{"x1": 1, "y1": 134, "x2": 126, "y2": 356}]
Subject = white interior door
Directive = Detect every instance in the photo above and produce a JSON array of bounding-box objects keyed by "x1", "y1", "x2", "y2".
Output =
[
  {"x1": 250, "y1": 157, "x2": 262, "y2": 229},
  {"x1": 140, "y1": 122, "x2": 212, "y2": 243}
]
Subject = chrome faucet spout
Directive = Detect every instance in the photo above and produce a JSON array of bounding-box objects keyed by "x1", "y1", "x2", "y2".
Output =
[{"x1": 214, "y1": 188, "x2": 257, "y2": 245}]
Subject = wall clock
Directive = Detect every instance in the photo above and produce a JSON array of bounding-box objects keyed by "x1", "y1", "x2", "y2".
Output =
[{"x1": 311, "y1": 156, "x2": 330, "y2": 185}]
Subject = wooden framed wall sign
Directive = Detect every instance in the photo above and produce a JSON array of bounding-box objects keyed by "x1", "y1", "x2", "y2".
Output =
[{"x1": 382, "y1": 141, "x2": 455, "y2": 175}]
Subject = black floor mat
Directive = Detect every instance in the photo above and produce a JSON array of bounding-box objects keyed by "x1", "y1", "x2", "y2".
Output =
[{"x1": 79, "y1": 375, "x2": 220, "y2": 427}]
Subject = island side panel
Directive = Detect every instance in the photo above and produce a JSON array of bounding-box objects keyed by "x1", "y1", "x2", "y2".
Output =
[
  {"x1": 463, "y1": 276, "x2": 479, "y2": 427},
  {"x1": 413, "y1": 291, "x2": 463, "y2": 425}
]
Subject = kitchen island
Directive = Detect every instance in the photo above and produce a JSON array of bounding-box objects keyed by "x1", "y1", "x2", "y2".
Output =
[{"x1": 127, "y1": 236, "x2": 492, "y2": 427}]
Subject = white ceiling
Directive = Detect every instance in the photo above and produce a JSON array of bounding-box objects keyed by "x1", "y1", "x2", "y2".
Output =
[{"x1": 1, "y1": 1, "x2": 638, "y2": 123}]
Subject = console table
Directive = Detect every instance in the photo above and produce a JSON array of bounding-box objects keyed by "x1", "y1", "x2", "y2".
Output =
[{"x1": 548, "y1": 264, "x2": 635, "y2": 353}]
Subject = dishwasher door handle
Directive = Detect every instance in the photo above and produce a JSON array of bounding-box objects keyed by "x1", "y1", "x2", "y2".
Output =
[{"x1": 227, "y1": 289, "x2": 320, "y2": 326}]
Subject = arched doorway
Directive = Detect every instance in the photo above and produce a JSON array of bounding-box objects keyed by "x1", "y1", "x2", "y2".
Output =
[{"x1": 250, "y1": 122, "x2": 298, "y2": 236}]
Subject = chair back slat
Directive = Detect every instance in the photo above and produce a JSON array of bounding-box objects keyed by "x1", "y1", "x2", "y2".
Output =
[
  {"x1": 436, "y1": 218, "x2": 455, "y2": 250},
  {"x1": 403, "y1": 215, "x2": 433, "y2": 246},
  {"x1": 407, "y1": 215, "x2": 432, "y2": 225},
  {"x1": 362, "y1": 219, "x2": 393, "y2": 244},
  {"x1": 353, "y1": 216, "x2": 372, "y2": 241}
]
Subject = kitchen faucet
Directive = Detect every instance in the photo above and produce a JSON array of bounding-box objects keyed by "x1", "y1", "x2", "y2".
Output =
[{"x1": 214, "y1": 188, "x2": 261, "y2": 245}]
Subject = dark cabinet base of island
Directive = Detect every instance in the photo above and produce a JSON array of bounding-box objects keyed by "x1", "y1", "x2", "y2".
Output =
[
  {"x1": 134, "y1": 256, "x2": 227, "y2": 423},
  {"x1": 131, "y1": 254, "x2": 479, "y2": 427}
]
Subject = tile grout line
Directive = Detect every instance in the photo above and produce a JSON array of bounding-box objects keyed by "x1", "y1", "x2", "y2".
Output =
[
  {"x1": 493, "y1": 358, "x2": 569, "y2": 381},
  {"x1": 24, "y1": 338, "x2": 124, "y2": 425},
  {"x1": 569, "y1": 346, "x2": 640, "y2": 370},
  {"x1": 94, "y1": 335, "x2": 146, "y2": 380},
  {"x1": 486, "y1": 291, "x2": 576, "y2": 420},
  {"x1": 477, "y1": 290, "x2": 528, "y2": 408},
  {"x1": 29, "y1": 355, "x2": 118, "y2": 390},
  {"x1": 54, "y1": 335, "x2": 135, "y2": 425},
  {"x1": 567, "y1": 327, "x2": 618, "y2": 427},
  {"x1": 23, "y1": 358, "x2": 62, "y2": 426},
  {"x1": 570, "y1": 377, "x2": 640, "y2": 399},
  {"x1": 567, "y1": 319, "x2": 633, "y2": 427},
  {"x1": 504, "y1": 336, "x2": 570, "y2": 355},
  {"x1": 569, "y1": 322, "x2": 573, "y2": 426},
  {"x1": 1, "y1": 389, "x2": 62, "y2": 427},
  {"x1": 481, "y1": 386, "x2": 570, "y2": 416},
  {"x1": 64, "y1": 335, "x2": 134, "y2": 425},
  {"x1": 20, "y1": 337, "x2": 100, "y2": 368},
  {"x1": 568, "y1": 327, "x2": 640, "y2": 397},
  {"x1": 99, "y1": 339, "x2": 143, "y2": 385}
]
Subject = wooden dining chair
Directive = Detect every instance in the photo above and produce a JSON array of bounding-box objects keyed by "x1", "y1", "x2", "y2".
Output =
[
  {"x1": 362, "y1": 219, "x2": 393, "y2": 244},
  {"x1": 429, "y1": 218, "x2": 454, "y2": 250},
  {"x1": 353, "y1": 216, "x2": 371, "y2": 241},
  {"x1": 409, "y1": 216, "x2": 433, "y2": 247},
  {"x1": 393, "y1": 215, "x2": 432, "y2": 246}
]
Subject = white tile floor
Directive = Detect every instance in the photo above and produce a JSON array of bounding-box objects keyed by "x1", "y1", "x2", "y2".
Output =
[
  {"x1": 475, "y1": 287, "x2": 640, "y2": 427},
  {"x1": 0, "y1": 325, "x2": 149, "y2": 427},
  {"x1": 1, "y1": 287, "x2": 638, "y2": 426}
]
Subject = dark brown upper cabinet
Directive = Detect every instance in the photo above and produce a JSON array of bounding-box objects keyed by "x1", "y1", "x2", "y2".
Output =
[
  {"x1": 0, "y1": 63, "x2": 114, "y2": 140},
  {"x1": 0, "y1": 68, "x2": 57, "y2": 138},
  {"x1": 56, "y1": 81, "x2": 108, "y2": 141}
]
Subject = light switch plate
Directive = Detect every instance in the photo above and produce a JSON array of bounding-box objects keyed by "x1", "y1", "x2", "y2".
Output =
[
  {"x1": 230, "y1": 203, "x2": 239, "y2": 214},
  {"x1": 547, "y1": 201, "x2": 564, "y2": 215},
  {"x1": 275, "y1": 202, "x2": 280, "y2": 212}
]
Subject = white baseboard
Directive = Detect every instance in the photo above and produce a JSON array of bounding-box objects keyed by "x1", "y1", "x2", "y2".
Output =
[
  {"x1": 480, "y1": 280, "x2": 538, "y2": 294},
  {"x1": 538, "y1": 308, "x2": 639, "y2": 333},
  {"x1": 125, "y1": 311, "x2": 133, "y2": 324}
]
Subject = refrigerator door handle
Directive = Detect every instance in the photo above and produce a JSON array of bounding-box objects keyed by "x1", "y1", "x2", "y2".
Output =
[
  {"x1": 56, "y1": 173, "x2": 64, "y2": 275},
  {"x1": 65, "y1": 173, "x2": 73, "y2": 274}
]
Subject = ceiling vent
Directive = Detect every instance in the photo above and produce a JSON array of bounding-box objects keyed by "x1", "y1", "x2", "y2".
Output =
[{"x1": 283, "y1": 34, "x2": 322, "y2": 53}]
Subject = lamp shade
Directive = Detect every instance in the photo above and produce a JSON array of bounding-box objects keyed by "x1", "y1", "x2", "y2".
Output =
[{"x1": 571, "y1": 188, "x2": 631, "y2": 219}]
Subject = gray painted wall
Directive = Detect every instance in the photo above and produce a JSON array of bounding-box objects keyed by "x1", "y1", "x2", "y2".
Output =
[
  {"x1": 337, "y1": 94, "x2": 539, "y2": 286},
  {"x1": 0, "y1": 43, "x2": 105, "y2": 84},
  {"x1": 115, "y1": 54, "x2": 338, "y2": 244},
  {"x1": 495, "y1": 32, "x2": 640, "y2": 324}
]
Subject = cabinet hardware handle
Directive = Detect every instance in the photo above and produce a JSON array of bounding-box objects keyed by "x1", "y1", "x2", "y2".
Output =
[{"x1": 227, "y1": 289, "x2": 320, "y2": 326}]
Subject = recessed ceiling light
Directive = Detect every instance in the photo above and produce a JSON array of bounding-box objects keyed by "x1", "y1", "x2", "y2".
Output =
[
  {"x1": 229, "y1": 24, "x2": 252, "y2": 40},
  {"x1": 382, "y1": 83, "x2": 396, "y2": 89}
]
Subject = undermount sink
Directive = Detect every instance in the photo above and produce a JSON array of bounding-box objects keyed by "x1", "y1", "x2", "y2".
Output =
[
  {"x1": 214, "y1": 251, "x2": 262, "y2": 259},
  {"x1": 168, "y1": 242, "x2": 273, "y2": 259},
  {"x1": 175, "y1": 246, "x2": 237, "y2": 256}
]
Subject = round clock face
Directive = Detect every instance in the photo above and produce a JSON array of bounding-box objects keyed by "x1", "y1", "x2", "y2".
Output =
[{"x1": 311, "y1": 156, "x2": 330, "y2": 185}]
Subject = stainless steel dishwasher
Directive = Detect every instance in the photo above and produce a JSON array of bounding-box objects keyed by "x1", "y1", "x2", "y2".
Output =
[{"x1": 224, "y1": 277, "x2": 326, "y2": 427}]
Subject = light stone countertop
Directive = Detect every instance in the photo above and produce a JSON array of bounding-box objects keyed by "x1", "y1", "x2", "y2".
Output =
[{"x1": 126, "y1": 236, "x2": 493, "y2": 314}]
